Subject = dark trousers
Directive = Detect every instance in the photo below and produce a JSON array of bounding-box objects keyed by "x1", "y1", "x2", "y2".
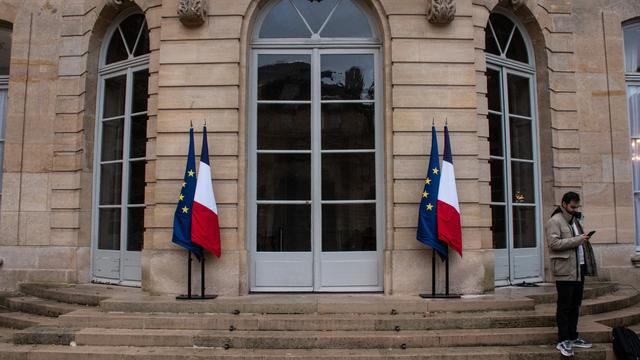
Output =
[{"x1": 555, "y1": 265, "x2": 586, "y2": 342}]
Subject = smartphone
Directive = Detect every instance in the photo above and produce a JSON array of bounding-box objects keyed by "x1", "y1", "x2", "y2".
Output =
[{"x1": 587, "y1": 230, "x2": 596, "y2": 237}]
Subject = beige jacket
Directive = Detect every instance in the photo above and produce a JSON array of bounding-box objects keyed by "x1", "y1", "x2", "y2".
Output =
[{"x1": 546, "y1": 207, "x2": 597, "y2": 281}]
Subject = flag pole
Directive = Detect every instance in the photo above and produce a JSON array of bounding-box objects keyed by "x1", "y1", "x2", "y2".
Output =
[
  {"x1": 445, "y1": 255, "x2": 450, "y2": 296},
  {"x1": 201, "y1": 253, "x2": 205, "y2": 297},
  {"x1": 431, "y1": 251, "x2": 436, "y2": 297}
]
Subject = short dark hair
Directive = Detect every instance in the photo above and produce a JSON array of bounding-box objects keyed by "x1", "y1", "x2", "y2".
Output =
[{"x1": 561, "y1": 191, "x2": 580, "y2": 205}]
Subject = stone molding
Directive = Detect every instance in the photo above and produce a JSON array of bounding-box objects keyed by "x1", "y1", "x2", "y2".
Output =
[
  {"x1": 178, "y1": 0, "x2": 208, "y2": 28},
  {"x1": 427, "y1": 0, "x2": 456, "y2": 24},
  {"x1": 510, "y1": 0, "x2": 525, "y2": 10},
  {"x1": 105, "y1": 0, "x2": 133, "y2": 8}
]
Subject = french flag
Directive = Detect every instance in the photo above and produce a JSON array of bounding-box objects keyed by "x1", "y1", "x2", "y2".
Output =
[
  {"x1": 437, "y1": 126, "x2": 462, "y2": 256},
  {"x1": 191, "y1": 126, "x2": 221, "y2": 257}
]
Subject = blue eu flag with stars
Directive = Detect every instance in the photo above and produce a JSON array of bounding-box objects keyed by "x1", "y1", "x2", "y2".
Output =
[
  {"x1": 416, "y1": 126, "x2": 448, "y2": 260},
  {"x1": 172, "y1": 127, "x2": 203, "y2": 260}
]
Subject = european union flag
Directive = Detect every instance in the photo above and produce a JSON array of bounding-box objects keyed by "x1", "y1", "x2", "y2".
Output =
[
  {"x1": 172, "y1": 127, "x2": 203, "y2": 260},
  {"x1": 417, "y1": 126, "x2": 448, "y2": 260}
]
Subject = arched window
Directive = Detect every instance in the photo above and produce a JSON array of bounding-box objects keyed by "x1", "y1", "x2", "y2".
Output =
[
  {"x1": 249, "y1": 0, "x2": 383, "y2": 292},
  {"x1": 623, "y1": 21, "x2": 640, "y2": 253},
  {"x1": 0, "y1": 22, "x2": 11, "y2": 200},
  {"x1": 485, "y1": 11, "x2": 542, "y2": 285},
  {"x1": 92, "y1": 11, "x2": 149, "y2": 285}
]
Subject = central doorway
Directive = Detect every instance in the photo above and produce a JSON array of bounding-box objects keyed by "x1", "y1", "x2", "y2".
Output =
[{"x1": 248, "y1": 0, "x2": 383, "y2": 292}]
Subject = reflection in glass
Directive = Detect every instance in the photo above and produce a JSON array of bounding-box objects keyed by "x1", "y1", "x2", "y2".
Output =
[
  {"x1": 509, "y1": 117, "x2": 533, "y2": 160},
  {"x1": 132, "y1": 71, "x2": 149, "y2": 113},
  {"x1": 486, "y1": 69, "x2": 501, "y2": 112},
  {"x1": 101, "y1": 119, "x2": 124, "y2": 161},
  {"x1": 489, "y1": 158, "x2": 504, "y2": 202},
  {"x1": 488, "y1": 113, "x2": 503, "y2": 157},
  {"x1": 322, "y1": 103, "x2": 374, "y2": 149},
  {"x1": 321, "y1": 54, "x2": 374, "y2": 100},
  {"x1": 130, "y1": 115, "x2": 147, "y2": 159},
  {"x1": 99, "y1": 208, "x2": 121, "y2": 250},
  {"x1": 0, "y1": 26, "x2": 11, "y2": 75},
  {"x1": 291, "y1": 0, "x2": 339, "y2": 33},
  {"x1": 513, "y1": 206, "x2": 536, "y2": 248},
  {"x1": 128, "y1": 160, "x2": 145, "y2": 205},
  {"x1": 507, "y1": 74, "x2": 531, "y2": 116},
  {"x1": 322, "y1": 153, "x2": 375, "y2": 200},
  {"x1": 257, "y1": 204, "x2": 310, "y2": 251},
  {"x1": 320, "y1": 0, "x2": 372, "y2": 38},
  {"x1": 633, "y1": 151, "x2": 640, "y2": 192},
  {"x1": 258, "y1": 154, "x2": 310, "y2": 200},
  {"x1": 628, "y1": 86, "x2": 640, "y2": 137},
  {"x1": 258, "y1": 54, "x2": 310, "y2": 100},
  {"x1": 103, "y1": 75, "x2": 127, "y2": 118},
  {"x1": 322, "y1": 204, "x2": 376, "y2": 251},
  {"x1": 258, "y1": 104, "x2": 310, "y2": 150},
  {"x1": 511, "y1": 161, "x2": 534, "y2": 204},
  {"x1": 100, "y1": 163, "x2": 122, "y2": 205},
  {"x1": 259, "y1": 0, "x2": 311, "y2": 38},
  {"x1": 506, "y1": 28, "x2": 529, "y2": 64},
  {"x1": 636, "y1": 195, "x2": 640, "y2": 244},
  {"x1": 127, "y1": 207, "x2": 144, "y2": 251},
  {"x1": 623, "y1": 24, "x2": 640, "y2": 73},
  {"x1": 491, "y1": 205, "x2": 506, "y2": 249}
]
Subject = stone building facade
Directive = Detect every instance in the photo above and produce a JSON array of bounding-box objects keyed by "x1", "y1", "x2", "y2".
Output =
[{"x1": 0, "y1": 0, "x2": 638, "y2": 296}]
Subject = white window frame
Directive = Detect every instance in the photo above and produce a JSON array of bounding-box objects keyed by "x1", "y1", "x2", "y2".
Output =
[
  {"x1": 90, "y1": 8, "x2": 150, "y2": 286},
  {"x1": 248, "y1": 0, "x2": 384, "y2": 292},
  {"x1": 0, "y1": 75, "x2": 7, "y2": 198},
  {"x1": 487, "y1": 9, "x2": 544, "y2": 286}
]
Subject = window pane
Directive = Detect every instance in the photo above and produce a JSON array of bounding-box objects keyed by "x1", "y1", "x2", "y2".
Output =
[
  {"x1": 506, "y1": 28, "x2": 529, "y2": 64},
  {"x1": 101, "y1": 118, "x2": 124, "y2": 161},
  {"x1": 636, "y1": 195, "x2": 640, "y2": 244},
  {"x1": 321, "y1": 54, "x2": 374, "y2": 100},
  {"x1": 0, "y1": 26, "x2": 11, "y2": 75},
  {"x1": 489, "y1": 13, "x2": 514, "y2": 54},
  {"x1": 99, "y1": 208, "x2": 121, "y2": 250},
  {"x1": 486, "y1": 69, "x2": 501, "y2": 112},
  {"x1": 105, "y1": 30, "x2": 128, "y2": 65},
  {"x1": 0, "y1": 89, "x2": 7, "y2": 139},
  {"x1": 507, "y1": 73, "x2": 531, "y2": 117},
  {"x1": 259, "y1": 0, "x2": 311, "y2": 38},
  {"x1": 133, "y1": 21, "x2": 150, "y2": 57},
  {"x1": 489, "y1": 158, "x2": 504, "y2": 203},
  {"x1": 509, "y1": 117, "x2": 533, "y2": 160},
  {"x1": 258, "y1": 54, "x2": 310, "y2": 100},
  {"x1": 127, "y1": 207, "x2": 144, "y2": 251},
  {"x1": 488, "y1": 113, "x2": 503, "y2": 157},
  {"x1": 103, "y1": 75, "x2": 127, "y2": 118},
  {"x1": 491, "y1": 205, "x2": 506, "y2": 249},
  {"x1": 322, "y1": 103, "x2": 374, "y2": 150},
  {"x1": 100, "y1": 163, "x2": 122, "y2": 205},
  {"x1": 628, "y1": 86, "x2": 640, "y2": 137},
  {"x1": 130, "y1": 115, "x2": 147, "y2": 159},
  {"x1": 322, "y1": 153, "x2": 375, "y2": 200},
  {"x1": 632, "y1": 144, "x2": 640, "y2": 192},
  {"x1": 257, "y1": 154, "x2": 310, "y2": 200},
  {"x1": 258, "y1": 104, "x2": 310, "y2": 150},
  {"x1": 624, "y1": 24, "x2": 640, "y2": 73},
  {"x1": 291, "y1": 0, "x2": 339, "y2": 33},
  {"x1": 513, "y1": 206, "x2": 536, "y2": 248},
  {"x1": 511, "y1": 160, "x2": 534, "y2": 205},
  {"x1": 128, "y1": 160, "x2": 145, "y2": 205},
  {"x1": 257, "y1": 204, "x2": 310, "y2": 251},
  {"x1": 485, "y1": 23, "x2": 500, "y2": 56},
  {"x1": 132, "y1": 70, "x2": 149, "y2": 114},
  {"x1": 320, "y1": 0, "x2": 372, "y2": 38},
  {"x1": 322, "y1": 203, "x2": 376, "y2": 251},
  {"x1": 120, "y1": 14, "x2": 145, "y2": 54},
  {"x1": 0, "y1": 143, "x2": 4, "y2": 191}
]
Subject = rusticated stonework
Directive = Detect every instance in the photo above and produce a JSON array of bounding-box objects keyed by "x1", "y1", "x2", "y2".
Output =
[
  {"x1": 105, "y1": 0, "x2": 133, "y2": 8},
  {"x1": 178, "y1": 0, "x2": 207, "y2": 28},
  {"x1": 427, "y1": 0, "x2": 456, "y2": 24}
]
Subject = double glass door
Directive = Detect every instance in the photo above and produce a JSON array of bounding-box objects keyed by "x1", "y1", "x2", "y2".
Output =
[{"x1": 250, "y1": 49, "x2": 382, "y2": 292}]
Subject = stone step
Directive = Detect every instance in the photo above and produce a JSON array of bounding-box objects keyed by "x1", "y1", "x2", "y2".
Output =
[
  {"x1": 99, "y1": 294, "x2": 536, "y2": 314},
  {"x1": 14, "y1": 324, "x2": 612, "y2": 348},
  {"x1": 535, "y1": 287, "x2": 640, "y2": 316},
  {"x1": 17, "y1": 283, "x2": 106, "y2": 307},
  {"x1": 0, "y1": 343, "x2": 610, "y2": 359},
  {"x1": 0, "y1": 311, "x2": 56, "y2": 330},
  {"x1": 587, "y1": 303, "x2": 640, "y2": 328},
  {"x1": 0, "y1": 296, "x2": 86, "y2": 318},
  {"x1": 505, "y1": 282, "x2": 618, "y2": 304},
  {"x1": 57, "y1": 308, "x2": 556, "y2": 331}
]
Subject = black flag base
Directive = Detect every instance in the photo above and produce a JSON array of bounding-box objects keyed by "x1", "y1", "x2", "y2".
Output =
[
  {"x1": 176, "y1": 294, "x2": 218, "y2": 300},
  {"x1": 419, "y1": 293, "x2": 460, "y2": 299},
  {"x1": 419, "y1": 250, "x2": 461, "y2": 299},
  {"x1": 175, "y1": 251, "x2": 218, "y2": 301}
]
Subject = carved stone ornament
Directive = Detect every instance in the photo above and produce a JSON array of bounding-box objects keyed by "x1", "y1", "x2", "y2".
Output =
[
  {"x1": 632, "y1": 254, "x2": 640, "y2": 268},
  {"x1": 178, "y1": 0, "x2": 208, "y2": 28},
  {"x1": 427, "y1": 0, "x2": 456, "y2": 25},
  {"x1": 105, "y1": 0, "x2": 133, "y2": 8},
  {"x1": 510, "y1": 0, "x2": 526, "y2": 10}
]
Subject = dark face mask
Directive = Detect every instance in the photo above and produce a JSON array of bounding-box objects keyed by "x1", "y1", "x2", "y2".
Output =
[{"x1": 571, "y1": 211, "x2": 582, "y2": 220}]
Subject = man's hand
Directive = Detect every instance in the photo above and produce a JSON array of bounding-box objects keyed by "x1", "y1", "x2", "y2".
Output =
[{"x1": 581, "y1": 234, "x2": 590, "y2": 242}]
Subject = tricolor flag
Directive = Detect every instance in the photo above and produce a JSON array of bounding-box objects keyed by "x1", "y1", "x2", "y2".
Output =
[
  {"x1": 171, "y1": 127, "x2": 203, "y2": 260},
  {"x1": 437, "y1": 126, "x2": 462, "y2": 256},
  {"x1": 191, "y1": 126, "x2": 222, "y2": 257},
  {"x1": 417, "y1": 126, "x2": 448, "y2": 260}
]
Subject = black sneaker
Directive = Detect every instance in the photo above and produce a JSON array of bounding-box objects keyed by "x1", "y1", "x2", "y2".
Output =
[
  {"x1": 556, "y1": 340, "x2": 574, "y2": 357},
  {"x1": 571, "y1": 337, "x2": 592, "y2": 348}
]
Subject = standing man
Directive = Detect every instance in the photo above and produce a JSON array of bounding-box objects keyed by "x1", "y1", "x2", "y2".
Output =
[{"x1": 547, "y1": 191, "x2": 598, "y2": 357}]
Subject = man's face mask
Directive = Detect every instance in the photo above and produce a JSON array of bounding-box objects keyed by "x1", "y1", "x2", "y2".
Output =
[{"x1": 563, "y1": 201, "x2": 582, "y2": 219}]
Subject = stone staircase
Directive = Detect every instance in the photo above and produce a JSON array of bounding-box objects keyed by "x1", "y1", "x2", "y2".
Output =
[{"x1": 0, "y1": 282, "x2": 638, "y2": 359}]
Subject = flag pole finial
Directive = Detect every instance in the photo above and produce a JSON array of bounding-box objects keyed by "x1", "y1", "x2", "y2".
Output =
[
  {"x1": 190, "y1": 119, "x2": 193, "y2": 128},
  {"x1": 204, "y1": 119, "x2": 207, "y2": 128},
  {"x1": 445, "y1": 118, "x2": 448, "y2": 126},
  {"x1": 432, "y1": 117, "x2": 435, "y2": 126}
]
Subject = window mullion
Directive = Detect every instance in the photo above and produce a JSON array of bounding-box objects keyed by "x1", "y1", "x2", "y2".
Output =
[
  {"x1": 311, "y1": 48, "x2": 322, "y2": 290},
  {"x1": 120, "y1": 67, "x2": 134, "y2": 256}
]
